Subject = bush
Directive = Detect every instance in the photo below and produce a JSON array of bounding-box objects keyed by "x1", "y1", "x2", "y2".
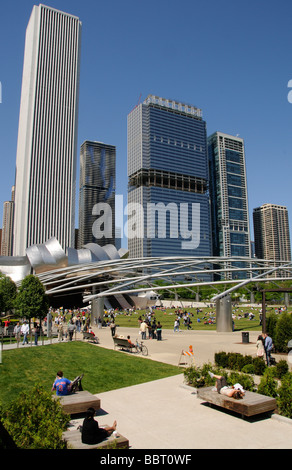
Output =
[
  {"x1": 275, "y1": 360, "x2": 289, "y2": 379},
  {"x1": 277, "y1": 373, "x2": 292, "y2": 419},
  {"x1": 1, "y1": 384, "x2": 70, "y2": 449},
  {"x1": 214, "y1": 352, "x2": 229, "y2": 369},
  {"x1": 257, "y1": 368, "x2": 278, "y2": 398},
  {"x1": 227, "y1": 371, "x2": 255, "y2": 391},
  {"x1": 241, "y1": 364, "x2": 255, "y2": 375},
  {"x1": 252, "y1": 357, "x2": 266, "y2": 376},
  {"x1": 274, "y1": 312, "x2": 292, "y2": 353}
]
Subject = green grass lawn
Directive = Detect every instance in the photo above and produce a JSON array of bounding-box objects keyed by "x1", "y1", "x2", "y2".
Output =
[
  {"x1": 0, "y1": 342, "x2": 181, "y2": 407},
  {"x1": 110, "y1": 305, "x2": 266, "y2": 332}
]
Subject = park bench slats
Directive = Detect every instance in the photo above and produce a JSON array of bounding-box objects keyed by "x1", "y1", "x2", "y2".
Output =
[
  {"x1": 53, "y1": 391, "x2": 101, "y2": 415},
  {"x1": 197, "y1": 386, "x2": 277, "y2": 417},
  {"x1": 62, "y1": 428, "x2": 129, "y2": 449}
]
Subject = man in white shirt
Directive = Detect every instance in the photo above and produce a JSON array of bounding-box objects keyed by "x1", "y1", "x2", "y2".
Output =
[{"x1": 21, "y1": 321, "x2": 30, "y2": 345}]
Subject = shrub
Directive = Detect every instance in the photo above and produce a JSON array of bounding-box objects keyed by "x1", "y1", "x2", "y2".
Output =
[
  {"x1": 277, "y1": 373, "x2": 292, "y2": 419},
  {"x1": 214, "y1": 351, "x2": 229, "y2": 368},
  {"x1": 274, "y1": 312, "x2": 292, "y2": 353},
  {"x1": 2, "y1": 384, "x2": 70, "y2": 449},
  {"x1": 275, "y1": 360, "x2": 289, "y2": 379},
  {"x1": 252, "y1": 357, "x2": 266, "y2": 376},
  {"x1": 257, "y1": 368, "x2": 278, "y2": 398},
  {"x1": 241, "y1": 364, "x2": 255, "y2": 375},
  {"x1": 227, "y1": 371, "x2": 255, "y2": 391}
]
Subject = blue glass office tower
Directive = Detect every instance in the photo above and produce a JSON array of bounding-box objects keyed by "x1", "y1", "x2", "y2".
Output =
[
  {"x1": 208, "y1": 132, "x2": 251, "y2": 279},
  {"x1": 127, "y1": 95, "x2": 212, "y2": 263}
]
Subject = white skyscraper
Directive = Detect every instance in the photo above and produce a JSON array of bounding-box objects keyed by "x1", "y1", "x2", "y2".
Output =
[{"x1": 13, "y1": 4, "x2": 81, "y2": 255}]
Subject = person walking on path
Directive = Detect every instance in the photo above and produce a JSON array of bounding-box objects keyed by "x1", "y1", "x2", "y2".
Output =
[
  {"x1": 34, "y1": 322, "x2": 41, "y2": 346},
  {"x1": 264, "y1": 332, "x2": 273, "y2": 366},
  {"x1": 21, "y1": 321, "x2": 29, "y2": 345},
  {"x1": 156, "y1": 322, "x2": 162, "y2": 341},
  {"x1": 256, "y1": 334, "x2": 265, "y2": 358}
]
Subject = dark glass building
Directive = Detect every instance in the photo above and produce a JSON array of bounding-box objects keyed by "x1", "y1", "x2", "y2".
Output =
[
  {"x1": 208, "y1": 132, "x2": 251, "y2": 279},
  {"x1": 78, "y1": 141, "x2": 116, "y2": 248},
  {"x1": 127, "y1": 95, "x2": 212, "y2": 264}
]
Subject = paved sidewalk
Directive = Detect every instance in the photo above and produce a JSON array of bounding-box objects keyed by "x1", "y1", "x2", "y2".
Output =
[{"x1": 3, "y1": 326, "x2": 292, "y2": 449}]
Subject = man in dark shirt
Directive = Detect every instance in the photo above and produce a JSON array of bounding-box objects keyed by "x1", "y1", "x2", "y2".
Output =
[{"x1": 81, "y1": 408, "x2": 117, "y2": 445}]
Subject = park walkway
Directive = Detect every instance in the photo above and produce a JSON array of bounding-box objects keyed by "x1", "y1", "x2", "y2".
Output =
[{"x1": 2, "y1": 326, "x2": 292, "y2": 449}]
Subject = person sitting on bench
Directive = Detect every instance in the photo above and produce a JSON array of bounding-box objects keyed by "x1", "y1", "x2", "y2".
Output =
[
  {"x1": 208, "y1": 372, "x2": 245, "y2": 399},
  {"x1": 127, "y1": 335, "x2": 135, "y2": 349},
  {"x1": 81, "y1": 407, "x2": 117, "y2": 445},
  {"x1": 52, "y1": 370, "x2": 72, "y2": 396}
]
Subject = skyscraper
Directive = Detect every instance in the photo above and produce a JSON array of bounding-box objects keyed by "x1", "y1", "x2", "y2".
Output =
[
  {"x1": 127, "y1": 95, "x2": 212, "y2": 262},
  {"x1": 253, "y1": 204, "x2": 291, "y2": 268},
  {"x1": 208, "y1": 132, "x2": 251, "y2": 278},
  {"x1": 78, "y1": 141, "x2": 116, "y2": 248},
  {"x1": 1, "y1": 186, "x2": 15, "y2": 256},
  {"x1": 13, "y1": 4, "x2": 81, "y2": 255}
]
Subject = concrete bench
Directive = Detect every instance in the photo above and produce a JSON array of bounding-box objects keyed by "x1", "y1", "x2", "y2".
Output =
[
  {"x1": 197, "y1": 386, "x2": 277, "y2": 418},
  {"x1": 62, "y1": 427, "x2": 129, "y2": 449},
  {"x1": 53, "y1": 391, "x2": 101, "y2": 415}
]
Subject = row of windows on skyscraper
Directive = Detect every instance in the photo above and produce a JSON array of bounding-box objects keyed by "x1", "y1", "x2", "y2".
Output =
[{"x1": 1, "y1": 5, "x2": 290, "y2": 278}]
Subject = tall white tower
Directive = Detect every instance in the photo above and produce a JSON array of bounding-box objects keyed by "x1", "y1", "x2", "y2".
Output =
[{"x1": 13, "y1": 4, "x2": 81, "y2": 255}]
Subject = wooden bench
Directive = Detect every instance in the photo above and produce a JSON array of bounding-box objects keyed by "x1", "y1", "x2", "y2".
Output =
[
  {"x1": 53, "y1": 391, "x2": 101, "y2": 415},
  {"x1": 197, "y1": 386, "x2": 277, "y2": 418},
  {"x1": 62, "y1": 427, "x2": 129, "y2": 449},
  {"x1": 83, "y1": 332, "x2": 99, "y2": 343},
  {"x1": 113, "y1": 336, "x2": 135, "y2": 353}
]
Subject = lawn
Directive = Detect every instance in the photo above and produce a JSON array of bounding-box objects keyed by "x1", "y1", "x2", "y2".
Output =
[
  {"x1": 0, "y1": 341, "x2": 181, "y2": 407},
  {"x1": 110, "y1": 305, "x2": 266, "y2": 332}
]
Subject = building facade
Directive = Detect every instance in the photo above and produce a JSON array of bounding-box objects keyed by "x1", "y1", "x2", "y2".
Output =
[
  {"x1": 13, "y1": 5, "x2": 81, "y2": 255},
  {"x1": 127, "y1": 95, "x2": 212, "y2": 263},
  {"x1": 253, "y1": 204, "x2": 291, "y2": 268},
  {"x1": 208, "y1": 132, "x2": 251, "y2": 278},
  {"x1": 78, "y1": 141, "x2": 116, "y2": 248},
  {"x1": 1, "y1": 186, "x2": 15, "y2": 256}
]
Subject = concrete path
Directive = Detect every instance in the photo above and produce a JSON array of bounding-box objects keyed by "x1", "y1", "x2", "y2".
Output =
[{"x1": 3, "y1": 326, "x2": 292, "y2": 449}]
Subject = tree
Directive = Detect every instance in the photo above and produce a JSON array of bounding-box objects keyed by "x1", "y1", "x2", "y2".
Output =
[
  {"x1": 15, "y1": 275, "x2": 49, "y2": 322},
  {"x1": 274, "y1": 312, "x2": 292, "y2": 353},
  {"x1": 0, "y1": 274, "x2": 17, "y2": 315}
]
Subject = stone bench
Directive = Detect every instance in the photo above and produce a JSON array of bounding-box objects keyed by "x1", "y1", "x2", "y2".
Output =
[
  {"x1": 53, "y1": 391, "x2": 101, "y2": 415},
  {"x1": 197, "y1": 386, "x2": 277, "y2": 418},
  {"x1": 62, "y1": 427, "x2": 129, "y2": 449}
]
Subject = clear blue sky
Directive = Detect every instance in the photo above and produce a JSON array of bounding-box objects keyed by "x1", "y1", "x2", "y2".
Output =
[{"x1": 1, "y1": 0, "x2": 292, "y2": 247}]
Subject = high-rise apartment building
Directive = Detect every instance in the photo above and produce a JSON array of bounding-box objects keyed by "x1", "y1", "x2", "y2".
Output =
[
  {"x1": 208, "y1": 132, "x2": 251, "y2": 278},
  {"x1": 78, "y1": 141, "x2": 116, "y2": 248},
  {"x1": 127, "y1": 95, "x2": 212, "y2": 262},
  {"x1": 1, "y1": 186, "x2": 15, "y2": 256},
  {"x1": 253, "y1": 204, "x2": 291, "y2": 266},
  {"x1": 13, "y1": 4, "x2": 81, "y2": 255}
]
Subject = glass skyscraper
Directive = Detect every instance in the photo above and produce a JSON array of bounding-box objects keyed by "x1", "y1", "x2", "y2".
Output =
[
  {"x1": 208, "y1": 132, "x2": 251, "y2": 278},
  {"x1": 127, "y1": 95, "x2": 212, "y2": 263},
  {"x1": 253, "y1": 204, "x2": 291, "y2": 276},
  {"x1": 78, "y1": 141, "x2": 116, "y2": 248},
  {"x1": 13, "y1": 5, "x2": 81, "y2": 255}
]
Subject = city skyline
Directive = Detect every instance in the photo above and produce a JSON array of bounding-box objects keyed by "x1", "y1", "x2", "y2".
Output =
[{"x1": 1, "y1": 1, "x2": 292, "y2": 250}]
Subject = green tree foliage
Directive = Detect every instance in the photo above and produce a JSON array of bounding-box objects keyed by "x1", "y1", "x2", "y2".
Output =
[
  {"x1": 1, "y1": 384, "x2": 70, "y2": 449},
  {"x1": 277, "y1": 373, "x2": 292, "y2": 419},
  {"x1": 15, "y1": 274, "x2": 49, "y2": 321},
  {"x1": 0, "y1": 274, "x2": 17, "y2": 315},
  {"x1": 274, "y1": 312, "x2": 292, "y2": 353}
]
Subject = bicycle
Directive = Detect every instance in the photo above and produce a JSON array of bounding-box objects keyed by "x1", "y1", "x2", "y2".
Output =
[{"x1": 135, "y1": 338, "x2": 148, "y2": 356}]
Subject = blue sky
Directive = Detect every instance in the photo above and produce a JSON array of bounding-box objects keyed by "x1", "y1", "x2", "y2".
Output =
[{"x1": 0, "y1": 0, "x2": 292, "y2": 246}]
